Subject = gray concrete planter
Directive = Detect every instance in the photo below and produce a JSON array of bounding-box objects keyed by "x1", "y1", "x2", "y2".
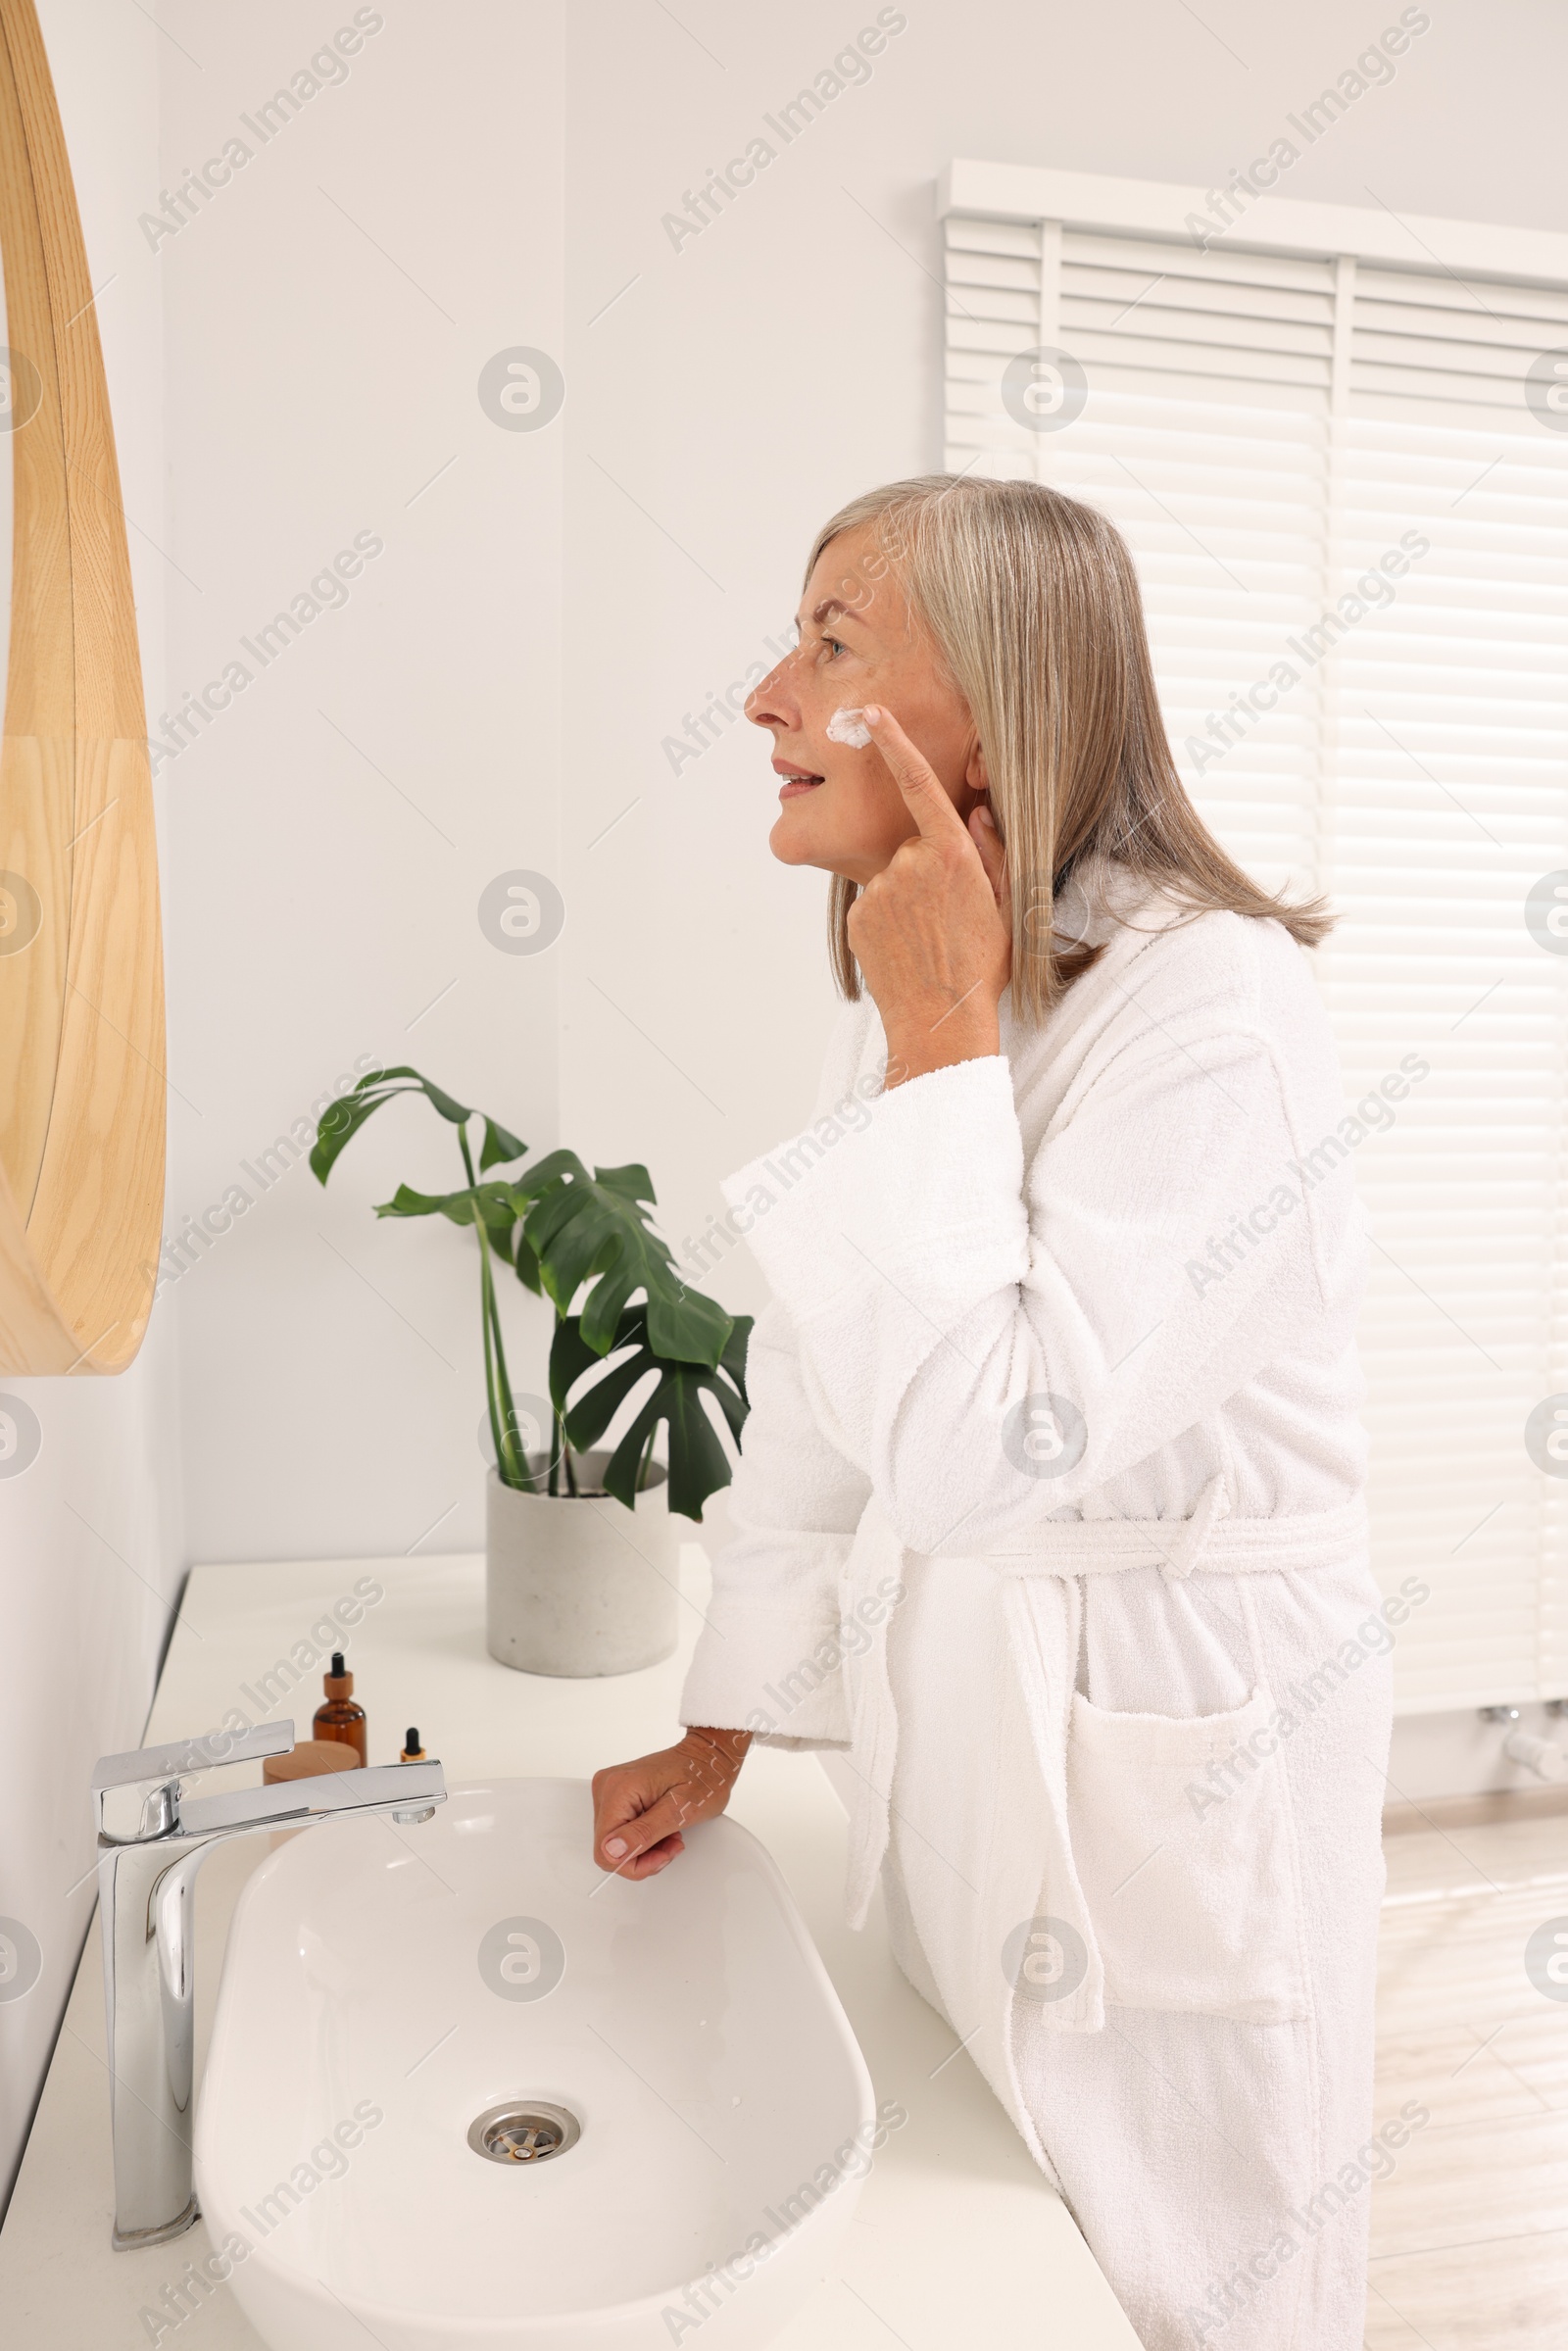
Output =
[{"x1": 485, "y1": 1453, "x2": 680, "y2": 1677}]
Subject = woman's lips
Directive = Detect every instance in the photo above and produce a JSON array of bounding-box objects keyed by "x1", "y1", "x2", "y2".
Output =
[{"x1": 774, "y1": 761, "x2": 823, "y2": 802}]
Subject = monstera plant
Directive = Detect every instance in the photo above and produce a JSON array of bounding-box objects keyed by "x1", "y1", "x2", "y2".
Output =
[{"x1": 311, "y1": 1066, "x2": 750, "y2": 1522}]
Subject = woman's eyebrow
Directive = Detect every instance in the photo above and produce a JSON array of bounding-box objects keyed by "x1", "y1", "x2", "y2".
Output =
[{"x1": 807, "y1": 596, "x2": 864, "y2": 627}]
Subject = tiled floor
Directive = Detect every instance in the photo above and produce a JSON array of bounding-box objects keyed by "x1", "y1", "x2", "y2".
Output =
[{"x1": 1365, "y1": 1813, "x2": 1568, "y2": 2346}]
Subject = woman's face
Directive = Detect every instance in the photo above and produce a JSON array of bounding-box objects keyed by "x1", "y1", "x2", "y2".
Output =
[{"x1": 748, "y1": 522, "x2": 988, "y2": 884}]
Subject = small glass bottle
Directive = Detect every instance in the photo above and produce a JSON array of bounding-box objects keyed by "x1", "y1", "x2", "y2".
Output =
[{"x1": 312, "y1": 1652, "x2": 368, "y2": 1763}]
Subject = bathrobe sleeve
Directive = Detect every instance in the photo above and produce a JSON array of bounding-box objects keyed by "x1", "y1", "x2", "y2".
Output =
[
  {"x1": 677, "y1": 1294, "x2": 870, "y2": 1746},
  {"x1": 713, "y1": 918, "x2": 1360, "y2": 1560}
]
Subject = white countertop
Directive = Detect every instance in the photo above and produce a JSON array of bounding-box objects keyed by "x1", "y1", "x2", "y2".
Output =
[{"x1": 0, "y1": 1546, "x2": 1141, "y2": 2348}]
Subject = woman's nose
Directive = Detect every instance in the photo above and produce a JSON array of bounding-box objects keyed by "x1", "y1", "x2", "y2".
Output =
[{"x1": 745, "y1": 650, "x2": 802, "y2": 730}]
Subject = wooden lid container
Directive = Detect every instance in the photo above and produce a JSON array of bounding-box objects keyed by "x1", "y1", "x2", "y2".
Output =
[{"x1": 262, "y1": 1739, "x2": 365, "y2": 1784}]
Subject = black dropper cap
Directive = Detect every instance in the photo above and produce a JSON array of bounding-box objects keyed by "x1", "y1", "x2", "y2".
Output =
[{"x1": 331, "y1": 1651, "x2": 346, "y2": 1676}]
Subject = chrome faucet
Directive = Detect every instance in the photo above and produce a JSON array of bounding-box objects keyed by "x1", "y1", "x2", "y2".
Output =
[{"x1": 92, "y1": 1719, "x2": 446, "y2": 2249}]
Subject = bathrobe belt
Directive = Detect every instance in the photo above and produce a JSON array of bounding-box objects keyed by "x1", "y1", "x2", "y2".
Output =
[{"x1": 837, "y1": 1477, "x2": 1371, "y2": 2083}]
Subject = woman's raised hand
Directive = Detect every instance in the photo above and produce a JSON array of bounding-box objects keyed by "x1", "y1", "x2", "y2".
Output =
[
  {"x1": 590, "y1": 1726, "x2": 751, "y2": 1879},
  {"x1": 848, "y1": 705, "x2": 1011, "y2": 1087}
]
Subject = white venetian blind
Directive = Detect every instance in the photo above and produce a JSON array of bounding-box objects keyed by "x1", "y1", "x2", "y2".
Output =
[{"x1": 943, "y1": 171, "x2": 1568, "y2": 1713}]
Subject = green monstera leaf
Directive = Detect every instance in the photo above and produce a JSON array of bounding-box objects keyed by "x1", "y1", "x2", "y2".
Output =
[
  {"x1": 373, "y1": 1179, "x2": 520, "y2": 1258},
  {"x1": 309, "y1": 1063, "x2": 749, "y2": 1518},
  {"x1": 511, "y1": 1151, "x2": 731, "y2": 1367},
  {"x1": 550, "y1": 1306, "x2": 752, "y2": 1522},
  {"x1": 310, "y1": 1065, "x2": 526, "y2": 1187}
]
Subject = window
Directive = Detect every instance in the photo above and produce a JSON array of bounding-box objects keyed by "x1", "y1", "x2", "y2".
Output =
[{"x1": 942, "y1": 162, "x2": 1568, "y2": 1712}]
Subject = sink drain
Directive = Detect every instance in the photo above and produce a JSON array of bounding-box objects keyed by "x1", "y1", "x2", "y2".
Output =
[{"x1": 467, "y1": 2100, "x2": 581, "y2": 2165}]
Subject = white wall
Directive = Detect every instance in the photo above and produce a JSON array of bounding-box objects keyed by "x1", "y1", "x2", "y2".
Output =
[
  {"x1": 156, "y1": 1, "x2": 565, "y2": 1565},
  {"x1": 0, "y1": 0, "x2": 180, "y2": 2219}
]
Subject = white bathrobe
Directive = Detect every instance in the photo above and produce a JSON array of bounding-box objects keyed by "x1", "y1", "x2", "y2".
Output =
[{"x1": 680, "y1": 868, "x2": 1395, "y2": 2351}]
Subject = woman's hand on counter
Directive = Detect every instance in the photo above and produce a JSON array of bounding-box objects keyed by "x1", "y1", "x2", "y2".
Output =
[
  {"x1": 590, "y1": 1726, "x2": 753, "y2": 1879},
  {"x1": 849, "y1": 703, "x2": 1011, "y2": 1086}
]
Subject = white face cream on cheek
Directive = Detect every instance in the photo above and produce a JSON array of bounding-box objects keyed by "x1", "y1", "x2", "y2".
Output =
[{"x1": 825, "y1": 705, "x2": 872, "y2": 749}]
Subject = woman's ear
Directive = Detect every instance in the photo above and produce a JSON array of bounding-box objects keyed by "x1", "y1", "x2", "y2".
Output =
[
  {"x1": 964, "y1": 736, "x2": 990, "y2": 795},
  {"x1": 968, "y1": 801, "x2": 1007, "y2": 904}
]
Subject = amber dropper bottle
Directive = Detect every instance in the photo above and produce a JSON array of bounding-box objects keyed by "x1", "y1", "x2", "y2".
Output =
[
  {"x1": 399, "y1": 1727, "x2": 426, "y2": 1762},
  {"x1": 313, "y1": 1652, "x2": 368, "y2": 1764}
]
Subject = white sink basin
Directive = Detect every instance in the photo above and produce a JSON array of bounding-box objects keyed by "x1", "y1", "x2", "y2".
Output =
[{"x1": 194, "y1": 1778, "x2": 876, "y2": 2350}]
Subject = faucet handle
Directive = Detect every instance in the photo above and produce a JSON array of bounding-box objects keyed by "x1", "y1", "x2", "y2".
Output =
[{"x1": 93, "y1": 1721, "x2": 297, "y2": 1839}]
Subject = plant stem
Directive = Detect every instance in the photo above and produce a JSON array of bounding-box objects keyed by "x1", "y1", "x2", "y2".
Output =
[
  {"x1": 479, "y1": 1234, "x2": 525, "y2": 1487},
  {"x1": 462, "y1": 1124, "x2": 535, "y2": 1494}
]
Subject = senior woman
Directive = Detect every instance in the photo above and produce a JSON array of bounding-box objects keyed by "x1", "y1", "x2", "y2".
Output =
[{"x1": 591, "y1": 475, "x2": 1394, "y2": 2351}]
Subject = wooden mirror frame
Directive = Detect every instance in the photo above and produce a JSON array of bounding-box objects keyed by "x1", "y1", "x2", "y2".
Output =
[{"x1": 0, "y1": 0, "x2": 164, "y2": 1375}]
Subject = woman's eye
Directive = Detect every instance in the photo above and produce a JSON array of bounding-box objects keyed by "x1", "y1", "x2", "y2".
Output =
[{"x1": 823, "y1": 636, "x2": 846, "y2": 657}]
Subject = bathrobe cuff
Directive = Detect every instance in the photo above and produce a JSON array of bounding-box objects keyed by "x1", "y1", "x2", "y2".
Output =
[
  {"x1": 678, "y1": 1531, "x2": 856, "y2": 1746},
  {"x1": 721, "y1": 1054, "x2": 1028, "y2": 1328},
  {"x1": 676, "y1": 1542, "x2": 851, "y2": 1748}
]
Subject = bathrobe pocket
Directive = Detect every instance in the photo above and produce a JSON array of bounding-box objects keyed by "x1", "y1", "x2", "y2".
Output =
[{"x1": 1066, "y1": 1683, "x2": 1309, "y2": 2023}]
